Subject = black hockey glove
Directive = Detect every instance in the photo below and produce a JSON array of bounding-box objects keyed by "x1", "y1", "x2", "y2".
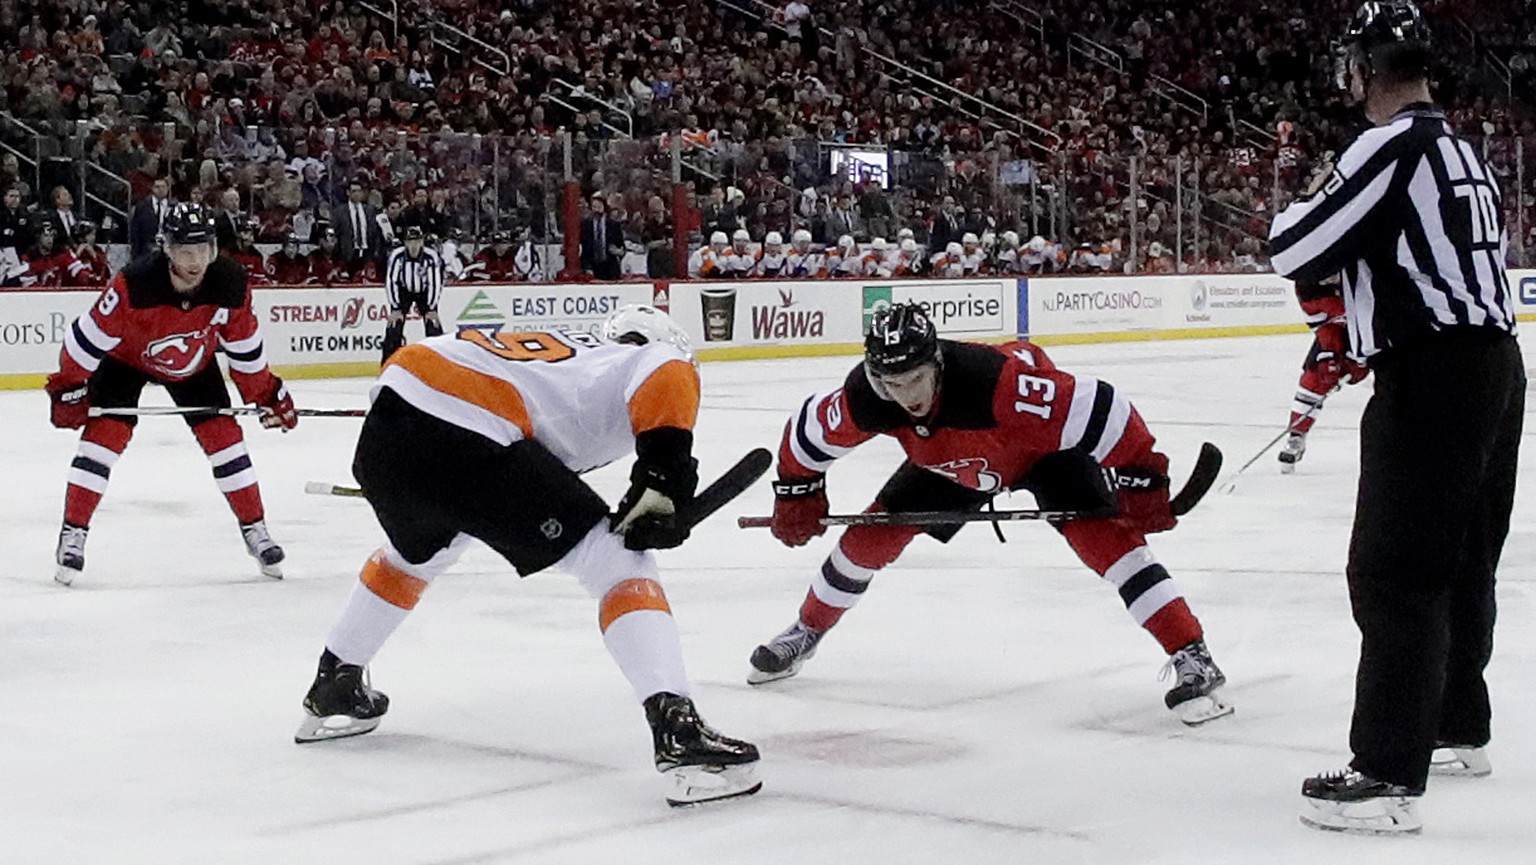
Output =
[
  {"x1": 1021, "y1": 449, "x2": 1119, "y2": 515},
  {"x1": 612, "y1": 427, "x2": 699, "y2": 551}
]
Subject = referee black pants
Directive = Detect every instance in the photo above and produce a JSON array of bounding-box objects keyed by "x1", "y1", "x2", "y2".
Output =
[
  {"x1": 1347, "y1": 329, "x2": 1523, "y2": 790},
  {"x1": 381, "y1": 290, "x2": 444, "y2": 364}
]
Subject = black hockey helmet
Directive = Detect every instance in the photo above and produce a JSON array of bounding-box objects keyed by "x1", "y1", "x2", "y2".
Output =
[
  {"x1": 163, "y1": 203, "x2": 214, "y2": 246},
  {"x1": 1334, "y1": 1, "x2": 1432, "y2": 91},
  {"x1": 73, "y1": 220, "x2": 98, "y2": 243},
  {"x1": 403, "y1": 225, "x2": 425, "y2": 241},
  {"x1": 865, "y1": 301, "x2": 939, "y2": 376}
]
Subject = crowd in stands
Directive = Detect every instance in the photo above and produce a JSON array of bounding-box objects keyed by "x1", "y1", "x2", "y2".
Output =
[{"x1": 0, "y1": 0, "x2": 1531, "y2": 288}]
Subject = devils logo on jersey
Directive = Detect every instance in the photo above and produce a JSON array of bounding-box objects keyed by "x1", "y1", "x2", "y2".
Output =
[
  {"x1": 144, "y1": 330, "x2": 210, "y2": 378},
  {"x1": 924, "y1": 457, "x2": 1003, "y2": 492}
]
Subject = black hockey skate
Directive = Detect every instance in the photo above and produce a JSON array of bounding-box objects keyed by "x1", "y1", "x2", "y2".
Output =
[
  {"x1": 55, "y1": 523, "x2": 88, "y2": 586},
  {"x1": 644, "y1": 692, "x2": 761, "y2": 806},
  {"x1": 1300, "y1": 769, "x2": 1423, "y2": 835},
  {"x1": 747, "y1": 621, "x2": 824, "y2": 685},
  {"x1": 1277, "y1": 433, "x2": 1306, "y2": 474},
  {"x1": 1430, "y1": 742, "x2": 1492, "y2": 778},
  {"x1": 241, "y1": 520, "x2": 286, "y2": 579},
  {"x1": 1162, "y1": 639, "x2": 1233, "y2": 725},
  {"x1": 294, "y1": 650, "x2": 390, "y2": 743}
]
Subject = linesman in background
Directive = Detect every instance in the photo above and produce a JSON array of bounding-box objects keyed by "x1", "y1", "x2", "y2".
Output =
[
  {"x1": 381, "y1": 225, "x2": 444, "y2": 365},
  {"x1": 1269, "y1": 0, "x2": 1522, "y2": 836}
]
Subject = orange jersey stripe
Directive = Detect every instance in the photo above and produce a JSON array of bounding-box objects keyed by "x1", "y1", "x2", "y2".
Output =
[
  {"x1": 599, "y1": 578, "x2": 672, "y2": 632},
  {"x1": 387, "y1": 344, "x2": 534, "y2": 438},
  {"x1": 360, "y1": 549, "x2": 429, "y2": 610},
  {"x1": 628, "y1": 359, "x2": 700, "y2": 434}
]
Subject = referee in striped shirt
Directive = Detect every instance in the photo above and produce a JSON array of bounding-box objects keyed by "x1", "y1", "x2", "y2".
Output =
[
  {"x1": 381, "y1": 225, "x2": 445, "y2": 364},
  {"x1": 1270, "y1": 0, "x2": 1523, "y2": 834}
]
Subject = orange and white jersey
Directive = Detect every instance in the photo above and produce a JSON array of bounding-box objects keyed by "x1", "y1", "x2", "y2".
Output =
[
  {"x1": 827, "y1": 250, "x2": 863, "y2": 277},
  {"x1": 960, "y1": 250, "x2": 988, "y2": 275},
  {"x1": 376, "y1": 330, "x2": 699, "y2": 473},
  {"x1": 785, "y1": 249, "x2": 824, "y2": 278},
  {"x1": 689, "y1": 247, "x2": 728, "y2": 278},
  {"x1": 754, "y1": 249, "x2": 789, "y2": 277}
]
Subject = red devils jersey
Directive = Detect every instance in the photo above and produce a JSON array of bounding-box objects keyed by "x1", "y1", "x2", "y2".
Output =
[
  {"x1": 67, "y1": 247, "x2": 111, "y2": 286},
  {"x1": 22, "y1": 249, "x2": 76, "y2": 286},
  {"x1": 472, "y1": 249, "x2": 519, "y2": 281},
  {"x1": 56, "y1": 252, "x2": 277, "y2": 403},
  {"x1": 267, "y1": 252, "x2": 312, "y2": 285},
  {"x1": 307, "y1": 250, "x2": 345, "y2": 285},
  {"x1": 230, "y1": 249, "x2": 269, "y2": 285},
  {"x1": 779, "y1": 340, "x2": 1156, "y2": 491}
]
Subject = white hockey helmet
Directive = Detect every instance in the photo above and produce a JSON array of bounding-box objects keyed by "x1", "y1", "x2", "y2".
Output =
[
  {"x1": 897, "y1": 227, "x2": 915, "y2": 241},
  {"x1": 961, "y1": 232, "x2": 980, "y2": 247},
  {"x1": 946, "y1": 241, "x2": 963, "y2": 257},
  {"x1": 900, "y1": 238, "x2": 918, "y2": 253},
  {"x1": 837, "y1": 234, "x2": 855, "y2": 250},
  {"x1": 791, "y1": 228, "x2": 813, "y2": 248},
  {"x1": 1028, "y1": 235, "x2": 1047, "y2": 252},
  {"x1": 602, "y1": 304, "x2": 694, "y2": 361},
  {"x1": 710, "y1": 230, "x2": 729, "y2": 248},
  {"x1": 1002, "y1": 230, "x2": 1020, "y2": 247},
  {"x1": 731, "y1": 228, "x2": 751, "y2": 244},
  {"x1": 871, "y1": 236, "x2": 887, "y2": 250},
  {"x1": 764, "y1": 230, "x2": 784, "y2": 247}
]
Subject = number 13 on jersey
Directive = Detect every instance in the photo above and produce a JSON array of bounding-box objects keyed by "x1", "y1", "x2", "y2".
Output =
[{"x1": 1015, "y1": 373, "x2": 1056, "y2": 418}]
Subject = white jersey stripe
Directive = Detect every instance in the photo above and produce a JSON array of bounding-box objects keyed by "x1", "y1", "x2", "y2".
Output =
[
  {"x1": 1058, "y1": 375, "x2": 1099, "y2": 451},
  {"x1": 1089, "y1": 389, "x2": 1133, "y2": 463}
]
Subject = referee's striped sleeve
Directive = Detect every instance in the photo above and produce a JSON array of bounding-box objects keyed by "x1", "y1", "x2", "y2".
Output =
[
  {"x1": 1269, "y1": 120, "x2": 1415, "y2": 283},
  {"x1": 385, "y1": 248, "x2": 403, "y2": 308},
  {"x1": 426, "y1": 249, "x2": 443, "y2": 307}
]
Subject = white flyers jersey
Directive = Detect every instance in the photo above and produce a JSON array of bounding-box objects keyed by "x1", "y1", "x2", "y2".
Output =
[
  {"x1": 756, "y1": 250, "x2": 788, "y2": 277},
  {"x1": 786, "y1": 250, "x2": 824, "y2": 277},
  {"x1": 960, "y1": 251, "x2": 987, "y2": 274},
  {"x1": 376, "y1": 330, "x2": 699, "y2": 473}
]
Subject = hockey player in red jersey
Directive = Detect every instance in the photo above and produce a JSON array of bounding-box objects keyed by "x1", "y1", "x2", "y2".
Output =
[
  {"x1": 307, "y1": 225, "x2": 346, "y2": 285},
  {"x1": 44, "y1": 203, "x2": 298, "y2": 585},
  {"x1": 228, "y1": 218, "x2": 269, "y2": 285},
  {"x1": 267, "y1": 233, "x2": 313, "y2": 285},
  {"x1": 470, "y1": 230, "x2": 518, "y2": 281},
  {"x1": 1278, "y1": 275, "x2": 1368, "y2": 471},
  {"x1": 749, "y1": 302, "x2": 1232, "y2": 724},
  {"x1": 66, "y1": 221, "x2": 111, "y2": 286},
  {"x1": 21, "y1": 223, "x2": 75, "y2": 286}
]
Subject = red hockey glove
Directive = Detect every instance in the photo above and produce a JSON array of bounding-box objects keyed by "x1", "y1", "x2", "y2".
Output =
[
  {"x1": 1109, "y1": 464, "x2": 1177, "y2": 535},
  {"x1": 771, "y1": 474, "x2": 828, "y2": 547},
  {"x1": 1311, "y1": 323, "x2": 1369, "y2": 386},
  {"x1": 257, "y1": 376, "x2": 298, "y2": 431},
  {"x1": 46, "y1": 373, "x2": 90, "y2": 429}
]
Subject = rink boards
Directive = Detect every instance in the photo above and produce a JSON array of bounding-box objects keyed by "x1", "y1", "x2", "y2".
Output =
[{"x1": 4, "y1": 270, "x2": 1534, "y2": 388}]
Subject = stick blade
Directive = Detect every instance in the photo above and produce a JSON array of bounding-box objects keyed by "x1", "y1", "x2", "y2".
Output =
[
  {"x1": 682, "y1": 448, "x2": 772, "y2": 531},
  {"x1": 1171, "y1": 442, "x2": 1223, "y2": 517}
]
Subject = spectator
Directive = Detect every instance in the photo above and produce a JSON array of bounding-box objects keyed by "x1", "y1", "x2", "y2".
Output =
[
  {"x1": 45, "y1": 187, "x2": 80, "y2": 243},
  {"x1": 580, "y1": 192, "x2": 624, "y2": 280},
  {"x1": 1, "y1": 185, "x2": 35, "y2": 259},
  {"x1": 128, "y1": 176, "x2": 174, "y2": 260},
  {"x1": 214, "y1": 188, "x2": 244, "y2": 252},
  {"x1": 824, "y1": 193, "x2": 864, "y2": 241},
  {"x1": 640, "y1": 195, "x2": 675, "y2": 279},
  {"x1": 334, "y1": 181, "x2": 384, "y2": 274},
  {"x1": 930, "y1": 196, "x2": 964, "y2": 252}
]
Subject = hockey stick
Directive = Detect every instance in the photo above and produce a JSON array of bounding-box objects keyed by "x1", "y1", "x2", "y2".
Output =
[
  {"x1": 89, "y1": 406, "x2": 367, "y2": 418},
  {"x1": 1217, "y1": 392, "x2": 1334, "y2": 495},
  {"x1": 304, "y1": 481, "x2": 366, "y2": 498},
  {"x1": 738, "y1": 442, "x2": 1223, "y2": 529},
  {"x1": 302, "y1": 448, "x2": 774, "y2": 517}
]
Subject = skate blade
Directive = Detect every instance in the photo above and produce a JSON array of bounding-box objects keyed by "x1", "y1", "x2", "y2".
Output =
[
  {"x1": 746, "y1": 665, "x2": 800, "y2": 686},
  {"x1": 1430, "y1": 747, "x2": 1492, "y2": 777},
  {"x1": 54, "y1": 565, "x2": 79, "y2": 587},
  {"x1": 1278, "y1": 461, "x2": 1296, "y2": 475},
  {"x1": 663, "y1": 762, "x2": 762, "y2": 807},
  {"x1": 259, "y1": 562, "x2": 284, "y2": 579},
  {"x1": 1299, "y1": 796, "x2": 1422, "y2": 835},
  {"x1": 1172, "y1": 694, "x2": 1234, "y2": 726},
  {"x1": 294, "y1": 713, "x2": 381, "y2": 743}
]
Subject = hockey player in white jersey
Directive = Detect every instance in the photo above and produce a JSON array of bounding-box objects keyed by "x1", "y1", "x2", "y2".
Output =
[
  {"x1": 785, "y1": 229, "x2": 823, "y2": 277},
  {"x1": 754, "y1": 231, "x2": 788, "y2": 277},
  {"x1": 929, "y1": 241, "x2": 966, "y2": 277},
  {"x1": 994, "y1": 230, "x2": 1021, "y2": 273},
  {"x1": 688, "y1": 231, "x2": 731, "y2": 278},
  {"x1": 827, "y1": 234, "x2": 863, "y2": 277},
  {"x1": 293, "y1": 305, "x2": 761, "y2": 807},
  {"x1": 721, "y1": 228, "x2": 757, "y2": 278},
  {"x1": 960, "y1": 232, "x2": 988, "y2": 275}
]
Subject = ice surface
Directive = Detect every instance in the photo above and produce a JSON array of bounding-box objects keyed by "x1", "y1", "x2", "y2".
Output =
[{"x1": 2, "y1": 334, "x2": 1533, "y2": 864}]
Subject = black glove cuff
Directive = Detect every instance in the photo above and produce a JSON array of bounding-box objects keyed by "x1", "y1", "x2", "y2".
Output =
[
  {"x1": 1108, "y1": 466, "x2": 1169, "y2": 491},
  {"x1": 773, "y1": 475, "x2": 826, "y2": 498},
  {"x1": 632, "y1": 426, "x2": 698, "y2": 500}
]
